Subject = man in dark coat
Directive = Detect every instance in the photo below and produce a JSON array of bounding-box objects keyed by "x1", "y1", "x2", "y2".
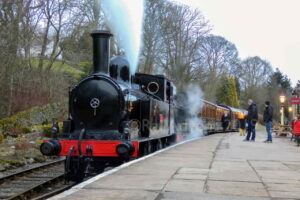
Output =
[
  {"x1": 244, "y1": 99, "x2": 258, "y2": 141},
  {"x1": 263, "y1": 101, "x2": 273, "y2": 143}
]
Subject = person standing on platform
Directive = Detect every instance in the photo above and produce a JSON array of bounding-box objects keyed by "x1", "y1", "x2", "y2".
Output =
[
  {"x1": 263, "y1": 101, "x2": 273, "y2": 143},
  {"x1": 244, "y1": 99, "x2": 258, "y2": 142},
  {"x1": 291, "y1": 116, "x2": 298, "y2": 141},
  {"x1": 291, "y1": 116, "x2": 297, "y2": 130},
  {"x1": 221, "y1": 111, "x2": 230, "y2": 132},
  {"x1": 238, "y1": 114, "x2": 246, "y2": 136},
  {"x1": 293, "y1": 115, "x2": 300, "y2": 146}
]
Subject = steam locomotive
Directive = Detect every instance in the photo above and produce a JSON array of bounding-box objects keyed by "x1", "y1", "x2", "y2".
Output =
[{"x1": 40, "y1": 30, "x2": 246, "y2": 181}]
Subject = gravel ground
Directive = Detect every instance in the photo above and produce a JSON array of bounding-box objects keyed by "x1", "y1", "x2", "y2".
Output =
[{"x1": 0, "y1": 157, "x2": 65, "y2": 178}]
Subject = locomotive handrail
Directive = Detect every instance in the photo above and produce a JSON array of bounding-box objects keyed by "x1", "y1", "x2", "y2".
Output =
[
  {"x1": 141, "y1": 87, "x2": 162, "y2": 101},
  {"x1": 64, "y1": 146, "x2": 74, "y2": 182},
  {"x1": 78, "y1": 128, "x2": 85, "y2": 156}
]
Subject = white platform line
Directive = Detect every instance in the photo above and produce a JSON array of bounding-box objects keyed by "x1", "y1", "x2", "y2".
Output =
[{"x1": 49, "y1": 137, "x2": 199, "y2": 200}]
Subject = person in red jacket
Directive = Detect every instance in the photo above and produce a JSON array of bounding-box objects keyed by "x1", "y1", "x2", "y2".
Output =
[{"x1": 293, "y1": 115, "x2": 300, "y2": 146}]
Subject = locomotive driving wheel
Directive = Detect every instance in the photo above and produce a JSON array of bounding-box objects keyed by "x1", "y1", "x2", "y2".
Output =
[
  {"x1": 142, "y1": 142, "x2": 148, "y2": 155},
  {"x1": 65, "y1": 157, "x2": 85, "y2": 182}
]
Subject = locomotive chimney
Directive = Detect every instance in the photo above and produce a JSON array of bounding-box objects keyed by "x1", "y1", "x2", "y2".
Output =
[{"x1": 90, "y1": 30, "x2": 113, "y2": 74}]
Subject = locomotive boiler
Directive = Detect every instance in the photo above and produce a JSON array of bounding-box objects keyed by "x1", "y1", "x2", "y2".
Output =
[{"x1": 40, "y1": 30, "x2": 177, "y2": 181}]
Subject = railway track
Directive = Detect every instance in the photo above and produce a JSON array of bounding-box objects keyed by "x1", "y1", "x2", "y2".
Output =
[{"x1": 0, "y1": 158, "x2": 76, "y2": 200}]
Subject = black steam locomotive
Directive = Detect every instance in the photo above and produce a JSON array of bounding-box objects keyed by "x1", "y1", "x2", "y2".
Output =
[{"x1": 40, "y1": 31, "x2": 177, "y2": 181}]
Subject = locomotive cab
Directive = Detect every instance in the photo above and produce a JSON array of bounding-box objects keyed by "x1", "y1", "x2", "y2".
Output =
[{"x1": 133, "y1": 73, "x2": 174, "y2": 103}]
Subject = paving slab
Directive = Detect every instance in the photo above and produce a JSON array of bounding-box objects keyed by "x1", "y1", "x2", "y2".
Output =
[
  {"x1": 208, "y1": 169, "x2": 260, "y2": 182},
  {"x1": 255, "y1": 169, "x2": 300, "y2": 180},
  {"x1": 177, "y1": 167, "x2": 209, "y2": 174},
  {"x1": 85, "y1": 174, "x2": 168, "y2": 190},
  {"x1": 156, "y1": 192, "x2": 271, "y2": 200},
  {"x1": 52, "y1": 131, "x2": 300, "y2": 200},
  {"x1": 61, "y1": 189, "x2": 159, "y2": 200},
  {"x1": 262, "y1": 178, "x2": 300, "y2": 184},
  {"x1": 283, "y1": 161, "x2": 300, "y2": 171},
  {"x1": 206, "y1": 180, "x2": 269, "y2": 197},
  {"x1": 249, "y1": 160, "x2": 291, "y2": 171},
  {"x1": 209, "y1": 160, "x2": 260, "y2": 182},
  {"x1": 266, "y1": 183, "x2": 300, "y2": 192},
  {"x1": 269, "y1": 190, "x2": 300, "y2": 199},
  {"x1": 173, "y1": 173, "x2": 207, "y2": 180},
  {"x1": 114, "y1": 164, "x2": 176, "y2": 178},
  {"x1": 163, "y1": 179, "x2": 205, "y2": 193}
]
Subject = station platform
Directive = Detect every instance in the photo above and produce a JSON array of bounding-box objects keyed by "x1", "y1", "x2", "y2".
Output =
[{"x1": 51, "y1": 131, "x2": 300, "y2": 200}]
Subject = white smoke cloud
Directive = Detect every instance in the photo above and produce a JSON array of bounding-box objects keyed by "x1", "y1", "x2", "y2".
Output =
[
  {"x1": 101, "y1": 0, "x2": 144, "y2": 74},
  {"x1": 186, "y1": 84, "x2": 204, "y2": 139}
]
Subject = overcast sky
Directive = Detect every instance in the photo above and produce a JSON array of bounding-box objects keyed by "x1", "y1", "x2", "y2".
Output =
[{"x1": 172, "y1": 0, "x2": 300, "y2": 86}]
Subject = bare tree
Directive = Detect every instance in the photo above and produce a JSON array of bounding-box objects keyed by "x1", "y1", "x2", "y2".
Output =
[
  {"x1": 236, "y1": 56, "x2": 273, "y2": 109},
  {"x1": 59, "y1": 0, "x2": 114, "y2": 65},
  {"x1": 198, "y1": 35, "x2": 239, "y2": 101},
  {"x1": 78, "y1": 0, "x2": 103, "y2": 29},
  {"x1": 37, "y1": 0, "x2": 84, "y2": 72},
  {"x1": 0, "y1": 0, "x2": 43, "y2": 115},
  {"x1": 239, "y1": 56, "x2": 273, "y2": 90},
  {"x1": 139, "y1": 0, "x2": 166, "y2": 74},
  {"x1": 159, "y1": 3, "x2": 210, "y2": 91},
  {"x1": 0, "y1": 0, "x2": 87, "y2": 117},
  {"x1": 19, "y1": 0, "x2": 43, "y2": 65}
]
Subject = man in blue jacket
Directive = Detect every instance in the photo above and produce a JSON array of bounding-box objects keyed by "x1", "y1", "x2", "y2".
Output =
[{"x1": 244, "y1": 99, "x2": 258, "y2": 142}]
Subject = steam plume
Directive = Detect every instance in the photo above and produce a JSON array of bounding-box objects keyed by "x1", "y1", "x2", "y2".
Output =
[
  {"x1": 186, "y1": 84, "x2": 204, "y2": 139},
  {"x1": 101, "y1": 0, "x2": 144, "y2": 73}
]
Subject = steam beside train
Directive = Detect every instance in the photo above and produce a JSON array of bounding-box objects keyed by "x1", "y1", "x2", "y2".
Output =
[{"x1": 40, "y1": 30, "x2": 246, "y2": 181}]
